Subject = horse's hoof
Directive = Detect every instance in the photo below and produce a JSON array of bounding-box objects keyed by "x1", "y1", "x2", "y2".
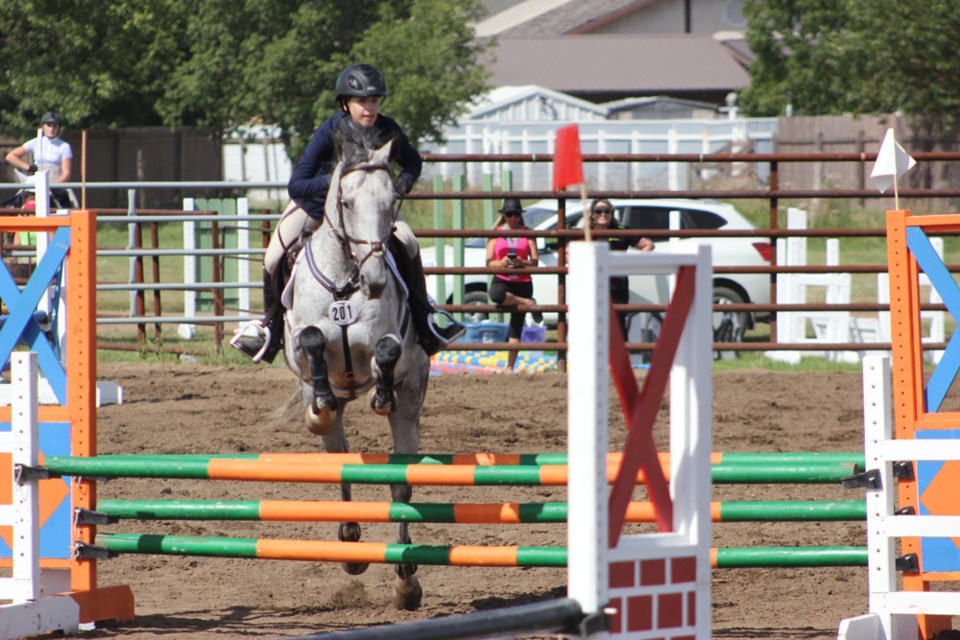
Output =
[
  {"x1": 341, "y1": 562, "x2": 369, "y2": 575},
  {"x1": 304, "y1": 404, "x2": 335, "y2": 435},
  {"x1": 391, "y1": 575, "x2": 422, "y2": 611},
  {"x1": 368, "y1": 388, "x2": 398, "y2": 416}
]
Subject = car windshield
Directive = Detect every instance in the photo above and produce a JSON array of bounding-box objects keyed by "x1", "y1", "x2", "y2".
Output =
[
  {"x1": 523, "y1": 207, "x2": 560, "y2": 229},
  {"x1": 463, "y1": 206, "x2": 569, "y2": 248}
]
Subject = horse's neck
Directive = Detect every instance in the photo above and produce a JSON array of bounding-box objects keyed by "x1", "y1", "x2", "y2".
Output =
[{"x1": 307, "y1": 228, "x2": 354, "y2": 281}]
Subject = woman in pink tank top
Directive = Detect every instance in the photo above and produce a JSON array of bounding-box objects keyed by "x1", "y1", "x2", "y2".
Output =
[{"x1": 485, "y1": 198, "x2": 542, "y2": 371}]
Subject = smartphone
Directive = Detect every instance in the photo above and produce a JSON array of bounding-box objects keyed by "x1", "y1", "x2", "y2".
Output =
[{"x1": 507, "y1": 251, "x2": 517, "y2": 260}]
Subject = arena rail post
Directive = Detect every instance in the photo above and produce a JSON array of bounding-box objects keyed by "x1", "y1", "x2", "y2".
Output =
[
  {"x1": 0, "y1": 211, "x2": 133, "y2": 636},
  {"x1": 839, "y1": 209, "x2": 960, "y2": 640}
]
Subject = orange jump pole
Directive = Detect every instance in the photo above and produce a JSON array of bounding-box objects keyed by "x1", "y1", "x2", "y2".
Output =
[{"x1": 42, "y1": 455, "x2": 859, "y2": 485}]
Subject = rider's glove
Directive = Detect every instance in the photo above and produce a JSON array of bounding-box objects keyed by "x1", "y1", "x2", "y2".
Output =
[
  {"x1": 23, "y1": 164, "x2": 37, "y2": 176},
  {"x1": 394, "y1": 174, "x2": 415, "y2": 197}
]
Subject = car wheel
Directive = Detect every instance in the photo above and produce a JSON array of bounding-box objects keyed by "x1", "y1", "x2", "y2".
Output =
[
  {"x1": 713, "y1": 285, "x2": 747, "y2": 360},
  {"x1": 462, "y1": 290, "x2": 503, "y2": 323}
]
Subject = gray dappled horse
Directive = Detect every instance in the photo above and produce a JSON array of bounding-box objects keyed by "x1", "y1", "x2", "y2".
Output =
[{"x1": 283, "y1": 121, "x2": 429, "y2": 610}]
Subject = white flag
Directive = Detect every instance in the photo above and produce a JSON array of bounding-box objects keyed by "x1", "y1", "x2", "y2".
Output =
[{"x1": 870, "y1": 127, "x2": 916, "y2": 193}]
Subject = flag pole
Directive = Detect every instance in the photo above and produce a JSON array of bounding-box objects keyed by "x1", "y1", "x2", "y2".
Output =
[
  {"x1": 893, "y1": 173, "x2": 899, "y2": 211},
  {"x1": 580, "y1": 183, "x2": 591, "y2": 242},
  {"x1": 81, "y1": 129, "x2": 87, "y2": 210}
]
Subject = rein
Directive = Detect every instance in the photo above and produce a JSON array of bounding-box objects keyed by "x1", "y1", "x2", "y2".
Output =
[
  {"x1": 332, "y1": 162, "x2": 396, "y2": 270},
  {"x1": 308, "y1": 160, "x2": 404, "y2": 397}
]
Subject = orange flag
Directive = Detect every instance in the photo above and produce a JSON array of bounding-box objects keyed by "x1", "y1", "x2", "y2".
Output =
[{"x1": 552, "y1": 124, "x2": 584, "y2": 191}]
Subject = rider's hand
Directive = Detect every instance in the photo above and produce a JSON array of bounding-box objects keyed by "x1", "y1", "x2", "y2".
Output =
[
  {"x1": 394, "y1": 174, "x2": 414, "y2": 197},
  {"x1": 23, "y1": 164, "x2": 37, "y2": 176}
]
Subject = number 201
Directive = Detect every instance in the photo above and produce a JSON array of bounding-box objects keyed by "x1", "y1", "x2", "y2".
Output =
[{"x1": 331, "y1": 302, "x2": 353, "y2": 324}]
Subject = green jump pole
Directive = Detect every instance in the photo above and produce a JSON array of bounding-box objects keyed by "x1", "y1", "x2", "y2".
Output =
[
  {"x1": 72, "y1": 451, "x2": 866, "y2": 467},
  {"x1": 95, "y1": 499, "x2": 867, "y2": 523},
  {"x1": 43, "y1": 456, "x2": 860, "y2": 485},
  {"x1": 93, "y1": 533, "x2": 868, "y2": 568},
  {"x1": 713, "y1": 546, "x2": 868, "y2": 568}
]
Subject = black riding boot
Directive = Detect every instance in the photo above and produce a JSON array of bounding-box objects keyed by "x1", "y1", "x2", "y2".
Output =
[
  {"x1": 390, "y1": 241, "x2": 466, "y2": 356},
  {"x1": 231, "y1": 269, "x2": 284, "y2": 363}
]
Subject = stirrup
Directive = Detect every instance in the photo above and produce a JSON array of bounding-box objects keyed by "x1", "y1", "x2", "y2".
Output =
[
  {"x1": 428, "y1": 309, "x2": 466, "y2": 345},
  {"x1": 230, "y1": 320, "x2": 271, "y2": 363}
]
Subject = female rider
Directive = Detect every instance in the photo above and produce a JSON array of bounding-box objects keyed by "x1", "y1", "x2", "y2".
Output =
[{"x1": 232, "y1": 63, "x2": 464, "y2": 363}]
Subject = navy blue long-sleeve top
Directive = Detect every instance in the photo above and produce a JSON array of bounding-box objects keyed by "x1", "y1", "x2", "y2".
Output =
[{"x1": 287, "y1": 111, "x2": 422, "y2": 221}]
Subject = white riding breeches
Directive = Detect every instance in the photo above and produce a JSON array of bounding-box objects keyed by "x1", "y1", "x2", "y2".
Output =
[
  {"x1": 263, "y1": 201, "x2": 419, "y2": 275},
  {"x1": 263, "y1": 202, "x2": 318, "y2": 275}
]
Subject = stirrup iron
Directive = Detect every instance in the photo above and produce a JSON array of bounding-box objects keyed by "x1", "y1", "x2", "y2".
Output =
[
  {"x1": 428, "y1": 308, "x2": 466, "y2": 344},
  {"x1": 230, "y1": 320, "x2": 272, "y2": 363}
]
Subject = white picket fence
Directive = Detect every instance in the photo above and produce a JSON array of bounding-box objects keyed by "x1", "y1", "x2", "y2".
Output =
[
  {"x1": 425, "y1": 118, "x2": 778, "y2": 191},
  {"x1": 765, "y1": 208, "x2": 944, "y2": 365}
]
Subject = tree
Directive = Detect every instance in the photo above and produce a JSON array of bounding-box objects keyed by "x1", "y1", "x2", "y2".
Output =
[
  {"x1": 739, "y1": 0, "x2": 869, "y2": 117},
  {"x1": 740, "y1": 0, "x2": 960, "y2": 125},
  {"x1": 0, "y1": 0, "x2": 489, "y2": 159},
  {"x1": 0, "y1": 0, "x2": 187, "y2": 131}
]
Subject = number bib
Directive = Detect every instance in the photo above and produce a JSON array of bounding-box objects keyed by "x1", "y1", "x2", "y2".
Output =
[{"x1": 329, "y1": 300, "x2": 357, "y2": 326}]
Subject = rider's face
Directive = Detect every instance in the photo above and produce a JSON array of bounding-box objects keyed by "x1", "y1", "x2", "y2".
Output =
[{"x1": 345, "y1": 96, "x2": 382, "y2": 128}]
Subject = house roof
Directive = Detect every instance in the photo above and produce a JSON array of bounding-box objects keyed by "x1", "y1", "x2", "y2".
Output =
[
  {"x1": 488, "y1": 35, "x2": 749, "y2": 98},
  {"x1": 475, "y1": 0, "x2": 577, "y2": 38},
  {"x1": 477, "y1": 0, "x2": 657, "y2": 37},
  {"x1": 602, "y1": 95, "x2": 718, "y2": 112},
  {"x1": 467, "y1": 85, "x2": 609, "y2": 119}
]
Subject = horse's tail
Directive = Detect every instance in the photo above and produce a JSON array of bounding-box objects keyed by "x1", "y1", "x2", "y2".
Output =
[{"x1": 265, "y1": 384, "x2": 303, "y2": 427}]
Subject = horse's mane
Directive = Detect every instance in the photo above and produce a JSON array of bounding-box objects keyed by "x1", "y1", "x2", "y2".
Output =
[{"x1": 335, "y1": 117, "x2": 397, "y2": 171}]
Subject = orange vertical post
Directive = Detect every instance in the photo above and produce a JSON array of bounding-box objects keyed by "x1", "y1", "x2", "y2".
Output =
[
  {"x1": 886, "y1": 209, "x2": 954, "y2": 639},
  {"x1": 0, "y1": 211, "x2": 134, "y2": 625}
]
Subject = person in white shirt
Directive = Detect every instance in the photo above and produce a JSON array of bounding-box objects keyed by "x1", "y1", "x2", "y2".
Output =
[{"x1": 6, "y1": 111, "x2": 74, "y2": 208}]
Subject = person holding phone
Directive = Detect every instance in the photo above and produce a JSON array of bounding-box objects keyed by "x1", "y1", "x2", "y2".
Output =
[{"x1": 486, "y1": 198, "x2": 541, "y2": 371}]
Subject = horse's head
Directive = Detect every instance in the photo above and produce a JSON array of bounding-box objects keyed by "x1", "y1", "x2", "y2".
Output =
[{"x1": 325, "y1": 120, "x2": 398, "y2": 299}]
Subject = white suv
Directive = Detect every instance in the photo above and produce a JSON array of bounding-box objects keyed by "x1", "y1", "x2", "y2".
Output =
[{"x1": 422, "y1": 198, "x2": 771, "y2": 357}]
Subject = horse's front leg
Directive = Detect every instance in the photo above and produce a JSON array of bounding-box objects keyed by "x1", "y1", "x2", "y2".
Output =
[
  {"x1": 368, "y1": 334, "x2": 401, "y2": 415},
  {"x1": 299, "y1": 326, "x2": 337, "y2": 435}
]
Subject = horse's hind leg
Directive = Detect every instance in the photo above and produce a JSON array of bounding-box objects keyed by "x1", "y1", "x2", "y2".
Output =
[
  {"x1": 315, "y1": 407, "x2": 368, "y2": 577},
  {"x1": 368, "y1": 334, "x2": 401, "y2": 415},
  {"x1": 299, "y1": 326, "x2": 337, "y2": 435},
  {"x1": 389, "y1": 487, "x2": 422, "y2": 610},
  {"x1": 388, "y1": 391, "x2": 426, "y2": 611}
]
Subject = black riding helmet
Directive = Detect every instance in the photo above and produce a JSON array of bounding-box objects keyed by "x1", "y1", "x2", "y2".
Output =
[
  {"x1": 335, "y1": 64, "x2": 388, "y2": 104},
  {"x1": 41, "y1": 111, "x2": 63, "y2": 126}
]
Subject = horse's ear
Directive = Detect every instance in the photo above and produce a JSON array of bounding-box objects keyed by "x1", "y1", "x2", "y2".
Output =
[{"x1": 371, "y1": 137, "x2": 394, "y2": 165}]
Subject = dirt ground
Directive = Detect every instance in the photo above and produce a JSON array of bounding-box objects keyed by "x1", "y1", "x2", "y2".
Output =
[{"x1": 64, "y1": 361, "x2": 878, "y2": 639}]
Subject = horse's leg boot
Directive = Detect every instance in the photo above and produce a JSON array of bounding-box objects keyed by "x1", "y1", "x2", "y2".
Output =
[
  {"x1": 391, "y1": 242, "x2": 466, "y2": 356},
  {"x1": 230, "y1": 268, "x2": 284, "y2": 363}
]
